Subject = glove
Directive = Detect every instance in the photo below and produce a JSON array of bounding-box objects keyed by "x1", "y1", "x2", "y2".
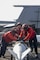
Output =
[
  {"x1": 17, "y1": 37, "x2": 21, "y2": 41},
  {"x1": 17, "y1": 37, "x2": 23, "y2": 41},
  {"x1": 17, "y1": 39, "x2": 19, "y2": 41}
]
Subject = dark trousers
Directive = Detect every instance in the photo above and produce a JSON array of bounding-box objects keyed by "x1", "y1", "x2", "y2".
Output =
[
  {"x1": 0, "y1": 38, "x2": 8, "y2": 56},
  {"x1": 29, "y1": 35, "x2": 38, "y2": 54}
]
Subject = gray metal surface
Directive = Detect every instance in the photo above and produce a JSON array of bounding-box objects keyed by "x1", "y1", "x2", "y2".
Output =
[{"x1": 0, "y1": 46, "x2": 40, "y2": 60}]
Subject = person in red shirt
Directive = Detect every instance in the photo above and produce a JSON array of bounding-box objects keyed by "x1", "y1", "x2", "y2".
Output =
[
  {"x1": 0, "y1": 27, "x2": 18, "y2": 57},
  {"x1": 19, "y1": 24, "x2": 38, "y2": 58}
]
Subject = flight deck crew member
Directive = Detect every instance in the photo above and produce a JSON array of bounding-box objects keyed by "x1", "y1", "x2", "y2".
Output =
[
  {"x1": 19, "y1": 24, "x2": 38, "y2": 58},
  {"x1": 0, "y1": 28, "x2": 18, "y2": 57}
]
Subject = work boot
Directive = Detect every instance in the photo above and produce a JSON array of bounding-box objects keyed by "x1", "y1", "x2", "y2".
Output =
[{"x1": 0, "y1": 54, "x2": 1, "y2": 57}]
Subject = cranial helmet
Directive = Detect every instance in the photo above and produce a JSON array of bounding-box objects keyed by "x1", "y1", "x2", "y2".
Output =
[{"x1": 22, "y1": 24, "x2": 28, "y2": 30}]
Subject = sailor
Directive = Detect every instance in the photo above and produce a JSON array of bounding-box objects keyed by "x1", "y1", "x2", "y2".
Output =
[{"x1": 19, "y1": 24, "x2": 38, "y2": 58}]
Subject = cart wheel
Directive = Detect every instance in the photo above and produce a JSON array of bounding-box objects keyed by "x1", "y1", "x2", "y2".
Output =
[
  {"x1": 27, "y1": 54, "x2": 29, "y2": 60},
  {"x1": 11, "y1": 55, "x2": 15, "y2": 60},
  {"x1": 11, "y1": 55, "x2": 13, "y2": 60}
]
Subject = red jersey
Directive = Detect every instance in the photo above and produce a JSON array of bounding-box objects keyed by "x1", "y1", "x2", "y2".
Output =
[
  {"x1": 2, "y1": 31, "x2": 18, "y2": 43},
  {"x1": 19, "y1": 27, "x2": 36, "y2": 41}
]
